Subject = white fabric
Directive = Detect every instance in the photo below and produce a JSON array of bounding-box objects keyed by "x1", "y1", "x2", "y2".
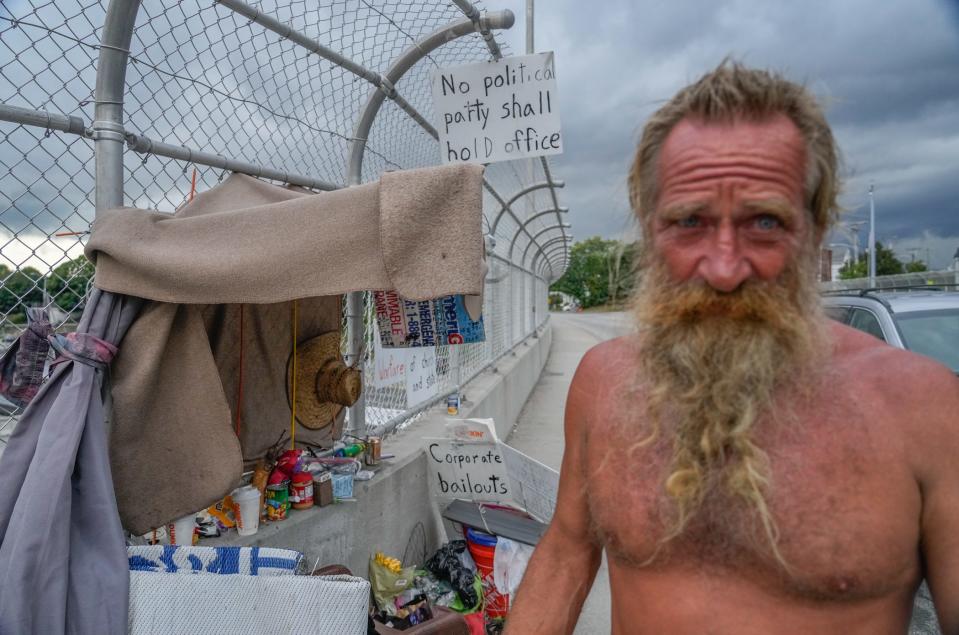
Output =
[
  {"x1": 127, "y1": 545, "x2": 303, "y2": 576},
  {"x1": 128, "y1": 571, "x2": 370, "y2": 634}
]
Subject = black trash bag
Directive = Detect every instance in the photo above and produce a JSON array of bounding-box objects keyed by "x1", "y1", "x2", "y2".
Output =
[{"x1": 425, "y1": 540, "x2": 479, "y2": 608}]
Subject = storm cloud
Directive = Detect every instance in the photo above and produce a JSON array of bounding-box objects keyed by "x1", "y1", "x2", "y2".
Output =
[{"x1": 495, "y1": 0, "x2": 959, "y2": 267}]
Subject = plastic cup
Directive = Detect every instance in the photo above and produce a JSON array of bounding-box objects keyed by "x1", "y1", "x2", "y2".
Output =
[
  {"x1": 168, "y1": 514, "x2": 195, "y2": 546},
  {"x1": 231, "y1": 485, "x2": 261, "y2": 537}
]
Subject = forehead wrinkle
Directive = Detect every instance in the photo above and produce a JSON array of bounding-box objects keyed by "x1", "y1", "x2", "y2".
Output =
[{"x1": 659, "y1": 159, "x2": 804, "y2": 191}]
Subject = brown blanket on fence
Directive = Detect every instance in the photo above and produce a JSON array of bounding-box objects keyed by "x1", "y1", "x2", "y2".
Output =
[{"x1": 87, "y1": 164, "x2": 485, "y2": 534}]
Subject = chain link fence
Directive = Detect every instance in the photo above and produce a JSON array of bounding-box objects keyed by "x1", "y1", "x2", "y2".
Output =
[{"x1": 0, "y1": 0, "x2": 570, "y2": 450}]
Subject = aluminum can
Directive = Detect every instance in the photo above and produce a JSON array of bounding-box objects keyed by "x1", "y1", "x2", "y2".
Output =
[
  {"x1": 365, "y1": 436, "x2": 382, "y2": 466},
  {"x1": 447, "y1": 391, "x2": 460, "y2": 416}
]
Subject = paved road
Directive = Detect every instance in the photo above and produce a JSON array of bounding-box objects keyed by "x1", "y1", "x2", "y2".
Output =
[{"x1": 506, "y1": 311, "x2": 630, "y2": 634}]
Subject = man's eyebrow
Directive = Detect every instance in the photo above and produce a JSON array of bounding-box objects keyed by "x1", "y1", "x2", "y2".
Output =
[
  {"x1": 657, "y1": 201, "x2": 709, "y2": 221},
  {"x1": 742, "y1": 199, "x2": 800, "y2": 223}
]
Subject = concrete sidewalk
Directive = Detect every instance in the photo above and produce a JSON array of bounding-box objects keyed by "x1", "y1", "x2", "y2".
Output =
[{"x1": 506, "y1": 311, "x2": 630, "y2": 634}]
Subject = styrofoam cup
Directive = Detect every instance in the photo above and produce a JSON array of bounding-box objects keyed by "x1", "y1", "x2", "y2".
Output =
[
  {"x1": 232, "y1": 485, "x2": 261, "y2": 537},
  {"x1": 169, "y1": 514, "x2": 195, "y2": 546}
]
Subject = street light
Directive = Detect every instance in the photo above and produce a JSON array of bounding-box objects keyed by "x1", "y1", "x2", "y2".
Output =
[{"x1": 868, "y1": 183, "x2": 876, "y2": 286}]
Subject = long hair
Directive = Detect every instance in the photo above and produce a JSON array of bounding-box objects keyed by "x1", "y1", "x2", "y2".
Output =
[{"x1": 627, "y1": 61, "x2": 838, "y2": 565}]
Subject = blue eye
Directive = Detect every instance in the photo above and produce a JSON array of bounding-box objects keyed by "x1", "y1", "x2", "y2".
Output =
[
  {"x1": 754, "y1": 215, "x2": 782, "y2": 231},
  {"x1": 677, "y1": 216, "x2": 701, "y2": 228}
]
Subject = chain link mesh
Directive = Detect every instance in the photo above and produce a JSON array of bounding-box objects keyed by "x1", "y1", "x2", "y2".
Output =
[{"x1": 0, "y1": 0, "x2": 567, "y2": 450}]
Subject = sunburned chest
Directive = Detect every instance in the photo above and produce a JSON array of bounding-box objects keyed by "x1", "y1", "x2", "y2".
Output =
[{"x1": 584, "y1": 405, "x2": 922, "y2": 602}]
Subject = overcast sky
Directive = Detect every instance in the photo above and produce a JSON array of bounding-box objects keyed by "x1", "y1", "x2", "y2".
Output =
[{"x1": 495, "y1": 0, "x2": 959, "y2": 268}]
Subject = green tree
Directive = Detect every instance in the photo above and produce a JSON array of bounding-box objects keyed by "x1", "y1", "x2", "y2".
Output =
[
  {"x1": 904, "y1": 260, "x2": 929, "y2": 273},
  {"x1": 44, "y1": 256, "x2": 95, "y2": 312},
  {"x1": 550, "y1": 237, "x2": 638, "y2": 309},
  {"x1": 838, "y1": 242, "x2": 906, "y2": 280},
  {"x1": 0, "y1": 266, "x2": 44, "y2": 321}
]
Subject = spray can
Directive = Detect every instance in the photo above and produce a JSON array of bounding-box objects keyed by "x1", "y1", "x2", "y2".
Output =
[{"x1": 335, "y1": 443, "x2": 365, "y2": 458}]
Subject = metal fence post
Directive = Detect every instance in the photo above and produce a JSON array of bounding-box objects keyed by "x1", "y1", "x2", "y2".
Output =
[{"x1": 94, "y1": 0, "x2": 140, "y2": 212}]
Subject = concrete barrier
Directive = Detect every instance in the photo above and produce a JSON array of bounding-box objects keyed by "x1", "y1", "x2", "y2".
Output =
[{"x1": 206, "y1": 323, "x2": 553, "y2": 575}]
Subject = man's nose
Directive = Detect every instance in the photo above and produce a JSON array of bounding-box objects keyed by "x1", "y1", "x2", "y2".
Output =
[{"x1": 696, "y1": 225, "x2": 752, "y2": 292}]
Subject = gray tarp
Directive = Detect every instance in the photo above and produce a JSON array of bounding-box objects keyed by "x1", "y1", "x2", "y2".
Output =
[{"x1": 0, "y1": 289, "x2": 141, "y2": 635}]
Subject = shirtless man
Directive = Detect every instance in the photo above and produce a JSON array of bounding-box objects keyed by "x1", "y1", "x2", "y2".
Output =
[{"x1": 505, "y1": 63, "x2": 959, "y2": 634}]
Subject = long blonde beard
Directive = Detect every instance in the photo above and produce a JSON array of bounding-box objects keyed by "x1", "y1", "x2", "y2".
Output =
[{"x1": 633, "y1": 248, "x2": 827, "y2": 565}]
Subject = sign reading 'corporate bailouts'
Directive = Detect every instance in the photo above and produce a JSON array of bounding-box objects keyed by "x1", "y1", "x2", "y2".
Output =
[{"x1": 430, "y1": 52, "x2": 562, "y2": 165}]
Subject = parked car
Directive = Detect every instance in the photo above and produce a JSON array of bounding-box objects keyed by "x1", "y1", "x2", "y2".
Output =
[{"x1": 822, "y1": 287, "x2": 959, "y2": 373}]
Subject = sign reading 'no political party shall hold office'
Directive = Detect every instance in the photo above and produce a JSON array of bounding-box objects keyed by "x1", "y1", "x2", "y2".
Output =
[{"x1": 430, "y1": 51, "x2": 563, "y2": 165}]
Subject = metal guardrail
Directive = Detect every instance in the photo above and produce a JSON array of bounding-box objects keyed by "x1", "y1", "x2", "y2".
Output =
[{"x1": 820, "y1": 269, "x2": 959, "y2": 292}]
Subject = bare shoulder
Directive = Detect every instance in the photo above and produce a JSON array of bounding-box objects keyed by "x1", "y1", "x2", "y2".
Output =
[
  {"x1": 566, "y1": 337, "x2": 641, "y2": 440},
  {"x1": 830, "y1": 320, "x2": 957, "y2": 395},
  {"x1": 572, "y1": 336, "x2": 639, "y2": 398},
  {"x1": 829, "y1": 321, "x2": 959, "y2": 466}
]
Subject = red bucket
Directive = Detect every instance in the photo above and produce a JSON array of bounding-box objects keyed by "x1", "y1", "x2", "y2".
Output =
[{"x1": 465, "y1": 528, "x2": 509, "y2": 619}]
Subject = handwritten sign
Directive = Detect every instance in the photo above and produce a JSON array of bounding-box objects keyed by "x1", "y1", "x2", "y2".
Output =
[
  {"x1": 430, "y1": 52, "x2": 562, "y2": 165},
  {"x1": 371, "y1": 338, "x2": 437, "y2": 408},
  {"x1": 405, "y1": 347, "x2": 438, "y2": 408},
  {"x1": 372, "y1": 338, "x2": 406, "y2": 388},
  {"x1": 426, "y1": 438, "x2": 511, "y2": 503}
]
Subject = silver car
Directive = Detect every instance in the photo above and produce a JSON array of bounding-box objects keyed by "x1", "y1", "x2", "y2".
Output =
[{"x1": 822, "y1": 288, "x2": 959, "y2": 373}]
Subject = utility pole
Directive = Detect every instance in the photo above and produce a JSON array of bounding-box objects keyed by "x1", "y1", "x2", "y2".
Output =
[
  {"x1": 868, "y1": 182, "x2": 876, "y2": 286},
  {"x1": 526, "y1": 0, "x2": 534, "y2": 54}
]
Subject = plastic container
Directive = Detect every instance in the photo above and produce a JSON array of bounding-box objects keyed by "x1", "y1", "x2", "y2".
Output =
[
  {"x1": 231, "y1": 485, "x2": 261, "y2": 536},
  {"x1": 290, "y1": 472, "x2": 314, "y2": 510},
  {"x1": 331, "y1": 473, "x2": 354, "y2": 499},
  {"x1": 168, "y1": 514, "x2": 196, "y2": 546},
  {"x1": 465, "y1": 528, "x2": 509, "y2": 618}
]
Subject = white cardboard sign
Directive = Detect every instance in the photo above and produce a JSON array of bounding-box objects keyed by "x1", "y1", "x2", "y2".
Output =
[
  {"x1": 426, "y1": 420, "x2": 510, "y2": 503},
  {"x1": 372, "y1": 338, "x2": 408, "y2": 388},
  {"x1": 430, "y1": 52, "x2": 562, "y2": 165},
  {"x1": 404, "y1": 347, "x2": 438, "y2": 408},
  {"x1": 371, "y1": 340, "x2": 438, "y2": 408},
  {"x1": 426, "y1": 438, "x2": 511, "y2": 502}
]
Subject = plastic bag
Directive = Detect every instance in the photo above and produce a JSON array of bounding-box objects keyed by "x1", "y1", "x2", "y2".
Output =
[
  {"x1": 425, "y1": 540, "x2": 479, "y2": 609},
  {"x1": 369, "y1": 554, "x2": 417, "y2": 614},
  {"x1": 492, "y1": 537, "x2": 534, "y2": 597}
]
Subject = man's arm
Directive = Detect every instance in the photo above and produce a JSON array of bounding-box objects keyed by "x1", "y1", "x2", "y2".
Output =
[
  {"x1": 505, "y1": 349, "x2": 603, "y2": 635},
  {"x1": 916, "y1": 362, "x2": 959, "y2": 633}
]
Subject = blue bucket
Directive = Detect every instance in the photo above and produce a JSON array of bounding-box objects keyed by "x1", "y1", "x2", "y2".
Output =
[{"x1": 466, "y1": 527, "x2": 498, "y2": 547}]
